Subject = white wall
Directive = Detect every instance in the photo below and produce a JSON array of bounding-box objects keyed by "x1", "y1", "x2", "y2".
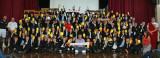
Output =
[{"x1": 50, "y1": 0, "x2": 99, "y2": 11}]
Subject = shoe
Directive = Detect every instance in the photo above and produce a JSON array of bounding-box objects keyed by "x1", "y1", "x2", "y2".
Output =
[
  {"x1": 75, "y1": 50, "x2": 79, "y2": 53},
  {"x1": 82, "y1": 50, "x2": 86, "y2": 53},
  {"x1": 2, "y1": 43, "x2": 6, "y2": 47}
]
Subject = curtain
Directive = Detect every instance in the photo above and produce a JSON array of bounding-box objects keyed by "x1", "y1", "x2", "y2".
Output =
[
  {"x1": 0, "y1": 0, "x2": 39, "y2": 22},
  {"x1": 108, "y1": 0, "x2": 155, "y2": 24}
]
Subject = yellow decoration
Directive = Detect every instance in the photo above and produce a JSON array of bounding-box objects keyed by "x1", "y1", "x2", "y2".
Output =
[
  {"x1": 94, "y1": 31, "x2": 97, "y2": 34},
  {"x1": 36, "y1": 29, "x2": 39, "y2": 33},
  {"x1": 24, "y1": 14, "x2": 26, "y2": 17},
  {"x1": 118, "y1": 31, "x2": 121, "y2": 34},
  {"x1": 25, "y1": 18, "x2": 28, "y2": 21},
  {"x1": 55, "y1": 15, "x2": 57, "y2": 18},
  {"x1": 79, "y1": 25, "x2": 81, "y2": 27},
  {"x1": 85, "y1": 16, "x2": 87, "y2": 20},
  {"x1": 32, "y1": 18, "x2": 35, "y2": 21},
  {"x1": 42, "y1": 34, "x2": 44, "y2": 38},
  {"x1": 107, "y1": 29, "x2": 109, "y2": 32},
  {"x1": 128, "y1": 12, "x2": 130, "y2": 15},
  {"x1": 63, "y1": 21, "x2": 65, "y2": 24},
  {"x1": 60, "y1": 32, "x2": 64, "y2": 35},
  {"x1": 14, "y1": 29, "x2": 17, "y2": 33},
  {"x1": 19, "y1": 25, "x2": 22, "y2": 29},
  {"x1": 48, "y1": 32, "x2": 50, "y2": 35},
  {"x1": 57, "y1": 26, "x2": 59, "y2": 29},
  {"x1": 41, "y1": 14, "x2": 44, "y2": 17},
  {"x1": 103, "y1": 8, "x2": 105, "y2": 11},
  {"x1": 29, "y1": 17, "x2": 31, "y2": 19},
  {"x1": 50, "y1": 33, "x2": 53, "y2": 37},
  {"x1": 83, "y1": 33, "x2": 85, "y2": 37},
  {"x1": 19, "y1": 20, "x2": 22, "y2": 23}
]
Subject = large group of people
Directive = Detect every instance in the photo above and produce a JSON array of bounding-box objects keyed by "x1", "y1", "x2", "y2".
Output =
[{"x1": 0, "y1": 7, "x2": 159, "y2": 55}]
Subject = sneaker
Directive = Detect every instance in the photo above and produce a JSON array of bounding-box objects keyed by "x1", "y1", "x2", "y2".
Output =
[
  {"x1": 2, "y1": 43, "x2": 6, "y2": 47},
  {"x1": 82, "y1": 50, "x2": 86, "y2": 53},
  {"x1": 75, "y1": 50, "x2": 79, "y2": 53}
]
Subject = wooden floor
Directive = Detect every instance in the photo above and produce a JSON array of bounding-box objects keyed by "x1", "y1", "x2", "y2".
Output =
[{"x1": 1, "y1": 43, "x2": 160, "y2": 58}]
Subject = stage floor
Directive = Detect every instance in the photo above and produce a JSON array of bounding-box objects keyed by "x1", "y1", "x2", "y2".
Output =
[{"x1": 1, "y1": 44, "x2": 160, "y2": 58}]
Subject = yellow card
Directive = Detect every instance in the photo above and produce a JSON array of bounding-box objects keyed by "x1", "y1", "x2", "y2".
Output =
[
  {"x1": 83, "y1": 33, "x2": 85, "y2": 37},
  {"x1": 73, "y1": 18, "x2": 76, "y2": 21},
  {"x1": 24, "y1": 14, "x2": 26, "y2": 17},
  {"x1": 25, "y1": 18, "x2": 28, "y2": 21},
  {"x1": 60, "y1": 32, "x2": 64, "y2": 35},
  {"x1": 32, "y1": 36, "x2": 35, "y2": 40},
  {"x1": 70, "y1": 34, "x2": 73, "y2": 37},
  {"x1": 112, "y1": 14, "x2": 116, "y2": 17},
  {"x1": 87, "y1": 45, "x2": 89, "y2": 48},
  {"x1": 118, "y1": 27, "x2": 120, "y2": 30},
  {"x1": 36, "y1": 29, "x2": 39, "y2": 33},
  {"x1": 116, "y1": 12, "x2": 118, "y2": 15},
  {"x1": 55, "y1": 15, "x2": 57, "y2": 18},
  {"x1": 125, "y1": 30, "x2": 127, "y2": 33},
  {"x1": 29, "y1": 17, "x2": 31, "y2": 19},
  {"x1": 63, "y1": 26, "x2": 65, "y2": 29},
  {"x1": 138, "y1": 40, "x2": 141, "y2": 43},
  {"x1": 49, "y1": 29, "x2": 51, "y2": 32},
  {"x1": 14, "y1": 29, "x2": 17, "y2": 33},
  {"x1": 19, "y1": 25, "x2": 22, "y2": 29},
  {"x1": 63, "y1": 21, "x2": 65, "y2": 24},
  {"x1": 82, "y1": 22, "x2": 84, "y2": 25},
  {"x1": 107, "y1": 29, "x2": 109, "y2": 32},
  {"x1": 109, "y1": 38, "x2": 112, "y2": 41},
  {"x1": 100, "y1": 27, "x2": 102, "y2": 31},
  {"x1": 25, "y1": 30, "x2": 27, "y2": 34},
  {"x1": 48, "y1": 32, "x2": 50, "y2": 35},
  {"x1": 110, "y1": 29, "x2": 113, "y2": 33},
  {"x1": 129, "y1": 40, "x2": 132, "y2": 44},
  {"x1": 103, "y1": 12, "x2": 105, "y2": 14},
  {"x1": 122, "y1": 14, "x2": 124, "y2": 17},
  {"x1": 79, "y1": 25, "x2": 81, "y2": 27},
  {"x1": 32, "y1": 18, "x2": 35, "y2": 21},
  {"x1": 71, "y1": 26, "x2": 73, "y2": 29},
  {"x1": 19, "y1": 31, "x2": 22, "y2": 35},
  {"x1": 126, "y1": 24, "x2": 128, "y2": 26},
  {"x1": 43, "y1": 27, "x2": 45, "y2": 30},
  {"x1": 50, "y1": 33, "x2": 53, "y2": 37},
  {"x1": 96, "y1": 15, "x2": 98, "y2": 17},
  {"x1": 57, "y1": 26, "x2": 59, "y2": 29},
  {"x1": 68, "y1": 39, "x2": 70, "y2": 43},
  {"x1": 85, "y1": 16, "x2": 87, "y2": 20},
  {"x1": 76, "y1": 26, "x2": 79, "y2": 28},
  {"x1": 28, "y1": 27, "x2": 30, "y2": 31},
  {"x1": 103, "y1": 8, "x2": 105, "y2": 11},
  {"x1": 42, "y1": 34, "x2": 44, "y2": 38},
  {"x1": 118, "y1": 31, "x2": 121, "y2": 34},
  {"x1": 19, "y1": 20, "x2": 22, "y2": 23},
  {"x1": 104, "y1": 37, "x2": 106, "y2": 41}
]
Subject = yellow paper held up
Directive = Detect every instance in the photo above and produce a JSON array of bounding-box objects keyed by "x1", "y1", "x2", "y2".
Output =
[
  {"x1": 116, "y1": 12, "x2": 118, "y2": 15},
  {"x1": 19, "y1": 20, "x2": 22, "y2": 23},
  {"x1": 71, "y1": 26, "x2": 73, "y2": 29},
  {"x1": 125, "y1": 30, "x2": 127, "y2": 33},
  {"x1": 50, "y1": 33, "x2": 53, "y2": 38},
  {"x1": 129, "y1": 40, "x2": 132, "y2": 44},
  {"x1": 107, "y1": 29, "x2": 109, "y2": 32},
  {"x1": 32, "y1": 18, "x2": 35, "y2": 21},
  {"x1": 63, "y1": 21, "x2": 65, "y2": 24},
  {"x1": 60, "y1": 32, "x2": 64, "y2": 35},
  {"x1": 14, "y1": 29, "x2": 17, "y2": 33},
  {"x1": 32, "y1": 36, "x2": 35, "y2": 40},
  {"x1": 126, "y1": 24, "x2": 128, "y2": 26},
  {"x1": 87, "y1": 45, "x2": 90, "y2": 48},
  {"x1": 118, "y1": 31, "x2": 121, "y2": 34},
  {"x1": 100, "y1": 27, "x2": 102, "y2": 31},
  {"x1": 55, "y1": 15, "x2": 57, "y2": 18},
  {"x1": 19, "y1": 25, "x2": 22, "y2": 29},
  {"x1": 96, "y1": 15, "x2": 98, "y2": 17},
  {"x1": 42, "y1": 34, "x2": 44, "y2": 38},
  {"x1": 82, "y1": 22, "x2": 84, "y2": 25},
  {"x1": 109, "y1": 38, "x2": 112, "y2": 41},
  {"x1": 57, "y1": 26, "x2": 59, "y2": 29},
  {"x1": 68, "y1": 39, "x2": 70, "y2": 43},
  {"x1": 138, "y1": 40, "x2": 141, "y2": 43},
  {"x1": 122, "y1": 14, "x2": 124, "y2": 17},
  {"x1": 28, "y1": 27, "x2": 30, "y2": 31},
  {"x1": 118, "y1": 27, "x2": 120, "y2": 30},
  {"x1": 24, "y1": 14, "x2": 26, "y2": 17},
  {"x1": 48, "y1": 32, "x2": 50, "y2": 35},
  {"x1": 83, "y1": 33, "x2": 85, "y2": 37},
  {"x1": 49, "y1": 29, "x2": 51, "y2": 32},
  {"x1": 63, "y1": 27, "x2": 65, "y2": 30},
  {"x1": 103, "y1": 12, "x2": 105, "y2": 14},
  {"x1": 110, "y1": 29, "x2": 113, "y2": 33},
  {"x1": 73, "y1": 18, "x2": 76, "y2": 21},
  {"x1": 25, "y1": 30, "x2": 27, "y2": 34},
  {"x1": 29, "y1": 17, "x2": 31, "y2": 19},
  {"x1": 79, "y1": 25, "x2": 81, "y2": 28},
  {"x1": 70, "y1": 34, "x2": 73, "y2": 37},
  {"x1": 19, "y1": 31, "x2": 22, "y2": 35},
  {"x1": 103, "y1": 8, "x2": 105, "y2": 11},
  {"x1": 76, "y1": 26, "x2": 79, "y2": 28},
  {"x1": 43, "y1": 27, "x2": 45, "y2": 31},
  {"x1": 104, "y1": 37, "x2": 106, "y2": 41},
  {"x1": 85, "y1": 16, "x2": 87, "y2": 20},
  {"x1": 113, "y1": 15, "x2": 115, "y2": 18}
]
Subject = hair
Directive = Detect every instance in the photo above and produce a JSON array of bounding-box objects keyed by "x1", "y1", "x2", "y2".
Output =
[{"x1": 143, "y1": 31, "x2": 149, "y2": 38}]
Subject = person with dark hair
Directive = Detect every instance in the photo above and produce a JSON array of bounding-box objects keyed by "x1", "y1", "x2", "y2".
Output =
[
  {"x1": 9, "y1": 37, "x2": 19, "y2": 52},
  {"x1": 142, "y1": 31, "x2": 151, "y2": 54},
  {"x1": 0, "y1": 15, "x2": 8, "y2": 47},
  {"x1": 133, "y1": 38, "x2": 142, "y2": 54}
]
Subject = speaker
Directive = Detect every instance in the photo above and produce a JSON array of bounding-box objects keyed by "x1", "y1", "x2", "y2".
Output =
[{"x1": 151, "y1": 0, "x2": 157, "y2": 5}]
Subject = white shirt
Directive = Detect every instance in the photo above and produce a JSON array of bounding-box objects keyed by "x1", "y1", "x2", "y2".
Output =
[{"x1": 7, "y1": 22, "x2": 17, "y2": 31}]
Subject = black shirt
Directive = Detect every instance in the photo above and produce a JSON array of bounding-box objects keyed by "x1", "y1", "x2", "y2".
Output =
[{"x1": 0, "y1": 20, "x2": 8, "y2": 29}]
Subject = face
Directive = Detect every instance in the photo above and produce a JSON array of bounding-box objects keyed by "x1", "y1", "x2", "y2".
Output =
[
  {"x1": 78, "y1": 35, "x2": 82, "y2": 40},
  {"x1": 11, "y1": 18, "x2": 15, "y2": 22},
  {"x1": 3, "y1": 16, "x2": 7, "y2": 20},
  {"x1": 151, "y1": 18, "x2": 155, "y2": 22}
]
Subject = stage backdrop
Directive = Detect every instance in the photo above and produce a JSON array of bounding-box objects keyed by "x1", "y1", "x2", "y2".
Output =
[
  {"x1": 0, "y1": 0, "x2": 39, "y2": 22},
  {"x1": 108, "y1": 0, "x2": 155, "y2": 24},
  {"x1": 50, "y1": 0, "x2": 99, "y2": 11}
]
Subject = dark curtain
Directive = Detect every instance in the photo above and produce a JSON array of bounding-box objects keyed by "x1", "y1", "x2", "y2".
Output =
[
  {"x1": 0, "y1": 0, "x2": 39, "y2": 22},
  {"x1": 108, "y1": 0, "x2": 155, "y2": 24}
]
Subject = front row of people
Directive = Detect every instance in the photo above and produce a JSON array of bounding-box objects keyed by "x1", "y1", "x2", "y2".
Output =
[{"x1": 8, "y1": 32, "x2": 151, "y2": 54}]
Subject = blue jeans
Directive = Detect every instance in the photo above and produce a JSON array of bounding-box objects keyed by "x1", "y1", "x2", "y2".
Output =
[{"x1": 74, "y1": 47, "x2": 87, "y2": 52}]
